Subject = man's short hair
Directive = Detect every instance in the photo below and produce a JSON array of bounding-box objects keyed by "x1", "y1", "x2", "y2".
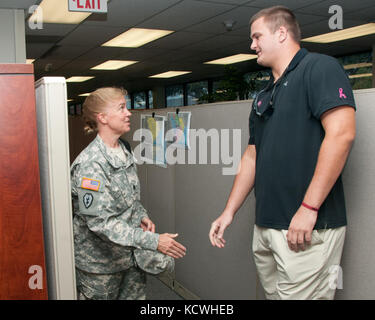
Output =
[{"x1": 249, "y1": 6, "x2": 301, "y2": 43}]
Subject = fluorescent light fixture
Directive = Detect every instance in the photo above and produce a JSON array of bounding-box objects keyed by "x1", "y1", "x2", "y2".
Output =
[
  {"x1": 204, "y1": 54, "x2": 257, "y2": 65},
  {"x1": 149, "y1": 71, "x2": 192, "y2": 78},
  {"x1": 91, "y1": 60, "x2": 138, "y2": 70},
  {"x1": 102, "y1": 28, "x2": 174, "y2": 48},
  {"x1": 344, "y1": 62, "x2": 372, "y2": 70},
  {"x1": 67, "y1": 99, "x2": 74, "y2": 102},
  {"x1": 348, "y1": 73, "x2": 372, "y2": 79},
  {"x1": 302, "y1": 23, "x2": 375, "y2": 43},
  {"x1": 28, "y1": 0, "x2": 91, "y2": 24},
  {"x1": 26, "y1": 59, "x2": 35, "y2": 64},
  {"x1": 66, "y1": 76, "x2": 94, "y2": 82},
  {"x1": 79, "y1": 93, "x2": 91, "y2": 97}
]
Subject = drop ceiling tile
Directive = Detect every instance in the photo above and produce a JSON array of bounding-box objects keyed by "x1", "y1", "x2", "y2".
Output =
[
  {"x1": 245, "y1": 0, "x2": 324, "y2": 10},
  {"x1": 294, "y1": 12, "x2": 329, "y2": 26},
  {"x1": 141, "y1": 31, "x2": 214, "y2": 50},
  {"x1": 25, "y1": 23, "x2": 77, "y2": 36},
  {"x1": 137, "y1": 0, "x2": 235, "y2": 30},
  {"x1": 186, "y1": 34, "x2": 246, "y2": 52},
  {"x1": 26, "y1": 43, "x2": 56, "y2": 59},
  {"x1": 344, "y1": 7, "x2": 375, "y2": 22},
  {"x1": 185, "y1": 6, "x2": 260, "y2": 34},
  {"x1": 57, "y1": 25, "x2": 126, "y2": 46},
  {"x1": 83, "y1": 0, "x2": 182, "y2": 27},
  {"x1": 78, "y1": 46, "x2": 133, "y2": 60},
  {"x1": 195, "y1": 0, "x2": 250, "y2": 4},
  {"x1": 301, "y1": 19, "x2": 370, "y2": 38},
  {"x1": 116, "y1": 47, "x2": 170, "y2": 60},
  {"x1": 45, "y1": 45, "x2": 93, "y2": 60},
  {"x1": 295, "y1": 0, "x2": 375, "y2": 15}
]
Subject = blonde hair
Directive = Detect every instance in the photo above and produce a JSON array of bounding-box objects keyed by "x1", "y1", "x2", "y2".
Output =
[
  {"x1": 82, "y1": 87, "x2": 127, "y2": 134},
  {"x1": 249, "y1": 6, "x2": 301, "y2": 43}
]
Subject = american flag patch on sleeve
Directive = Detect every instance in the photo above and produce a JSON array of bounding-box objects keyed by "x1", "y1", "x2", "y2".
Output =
[{"x1": 81, "y1": 177, "x2": 101, "y2": 191}]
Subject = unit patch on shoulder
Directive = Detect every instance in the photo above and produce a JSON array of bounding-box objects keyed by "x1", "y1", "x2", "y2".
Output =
[
  {"x1": 81, "y1": 177, "x2": 101, "y2": 191},
  {"x1": 83, "y1": 193, "x2": 94, "y2": 209}
]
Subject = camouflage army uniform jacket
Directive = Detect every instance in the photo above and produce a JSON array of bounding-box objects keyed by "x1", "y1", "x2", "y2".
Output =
[{"x1": 71, "y1": 134, "x2": 159, "y2": 274}]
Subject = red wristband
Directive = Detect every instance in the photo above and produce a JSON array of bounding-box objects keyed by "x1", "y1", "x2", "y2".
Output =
[{"x1": 302, "y1": 202, "x2": 319, "y2": 212}]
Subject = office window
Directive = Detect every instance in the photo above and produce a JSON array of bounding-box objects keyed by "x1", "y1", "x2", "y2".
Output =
[
  {"x1": 134, "y1": 92, "x2": 146, "y2": 109},
  {"x1": 148, "y1": 90, "x2": 153, "y2": 109},
  {"x1": 245, "y1": 70, "x2": 270, "y2": 99},
  {"x1": 166, "y1": 84, "x2": 183, "y2": 107},
  {"x1": 337, "y1": 51, "x2": 372, "y2": 90},
  {"x1": 125, "y1": 94, "x2": 131, "y2": 109},
  {"x1": 187, "y1": 81, "x2": 208, "y2": 105}
]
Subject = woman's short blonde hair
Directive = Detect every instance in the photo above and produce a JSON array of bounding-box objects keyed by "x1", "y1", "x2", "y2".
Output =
[
  {"x1": 82, "y1": 87, "x2": 127, "y2": 134},
  {"x1": 249, "y1": 6, "x2": 301, "y2": 43}
]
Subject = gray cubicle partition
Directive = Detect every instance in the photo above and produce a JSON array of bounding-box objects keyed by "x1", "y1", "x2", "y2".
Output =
[
  {"x1": 336, "y1": 88, "x2": 375, "y2": 300},
  {"x1": 126, "y1": 88, "x2": 375, "y2": 300}
]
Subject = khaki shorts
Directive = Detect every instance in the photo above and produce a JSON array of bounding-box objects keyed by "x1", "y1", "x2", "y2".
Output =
[{"x1": 252, "y1": 225, "x2": 346, "y2": 300}]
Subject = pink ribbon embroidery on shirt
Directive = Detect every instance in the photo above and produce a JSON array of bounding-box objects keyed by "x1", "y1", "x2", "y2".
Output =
[{"x1": 339, "y1": 88, "x2": 347, "y2": 99}]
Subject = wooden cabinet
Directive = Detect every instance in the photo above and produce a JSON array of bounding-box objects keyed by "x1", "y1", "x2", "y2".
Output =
[{"x1": 0, "y1": 64, "x2": 48, "y2": 299}]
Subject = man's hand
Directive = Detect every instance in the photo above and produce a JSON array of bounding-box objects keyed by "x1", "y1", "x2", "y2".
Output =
[
  {"x1": 209, "y1": 213, "x2": 233, "y2": 248},
  {"x1": 140, "y1": 217, "x2": 155, "y2": 233},
  {"x1": 157, "y1": 233, "x2": 186, "y2": 259},
  {"x1": 287, "y1": 206, "x2": 318, "y2": 252}
]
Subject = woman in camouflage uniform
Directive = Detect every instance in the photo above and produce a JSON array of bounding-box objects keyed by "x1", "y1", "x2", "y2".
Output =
[{"x1": 71, "y1": 87, "x2": 186, "y2": 300}]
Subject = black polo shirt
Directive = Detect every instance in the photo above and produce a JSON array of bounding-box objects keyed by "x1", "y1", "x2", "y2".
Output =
[{"x1": 248, "y1": 48, "x2": 356, "y2": 230}]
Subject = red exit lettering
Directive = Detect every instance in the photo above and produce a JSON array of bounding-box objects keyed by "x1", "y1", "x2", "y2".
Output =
[{"x1": 76, "y1": 0, "x2": 102, "y2": 10}]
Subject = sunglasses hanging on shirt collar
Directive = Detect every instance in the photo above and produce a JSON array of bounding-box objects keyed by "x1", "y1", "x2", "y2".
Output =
[
  {"x1": 252, "y1": 48, "x2": 309, "y2": 121},
  {"x1": 253, "y1": 80, "x2": 280, "y2": 120},
  {"x1": 252, "y1": 65, "x2": 291, "y2": 121}
]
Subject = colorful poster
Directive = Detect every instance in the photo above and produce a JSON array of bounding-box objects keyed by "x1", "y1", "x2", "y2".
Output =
[
  {"x1": 166, "y1": 111, "x2": 191, "y2": 149},
  {"x1": 141, "y1": 114, "x2": 166, "y2": 167}
]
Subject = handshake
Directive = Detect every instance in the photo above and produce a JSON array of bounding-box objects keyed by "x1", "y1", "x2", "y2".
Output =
[{"x1": 141, "y1": 217, "x2": 186, "y2": 259}]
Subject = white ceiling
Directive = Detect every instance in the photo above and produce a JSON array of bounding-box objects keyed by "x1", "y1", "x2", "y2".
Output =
[{"x1": 1, "y1": 0, "x2": 374, "y2": 100}]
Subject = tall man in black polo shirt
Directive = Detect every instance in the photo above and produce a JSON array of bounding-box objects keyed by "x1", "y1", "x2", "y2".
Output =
[{"x1": 209, "y1": 6, "x2": 356, "y2": 300}]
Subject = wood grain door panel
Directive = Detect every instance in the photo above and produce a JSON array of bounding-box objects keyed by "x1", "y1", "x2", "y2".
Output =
[{"x1": 0, "y1": 66, "x2": 48, "y2": 299}]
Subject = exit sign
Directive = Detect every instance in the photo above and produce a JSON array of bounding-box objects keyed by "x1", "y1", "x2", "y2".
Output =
[{"x1": 68, "y1": 0, "x2": 107, "y2": 13}]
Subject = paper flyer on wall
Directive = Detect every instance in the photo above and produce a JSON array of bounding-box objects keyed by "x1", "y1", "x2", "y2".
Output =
[
  {"x1": 140, "y1": 114, "x2": 166, "y2": 167},
  {"x1": 166, "y1": 111, "x2": 191, "y2": 149}
]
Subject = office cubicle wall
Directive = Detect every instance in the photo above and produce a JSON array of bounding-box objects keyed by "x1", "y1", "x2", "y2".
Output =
[
  {"x1": 35, "y1": 77, "x2": 76, "y2": 300},
  {"x1": 128, "y1": 101, "x2": 258, "y2": 299},
  {"x1": 336, "y1": 88, "x2": 375, "y2": 300}
]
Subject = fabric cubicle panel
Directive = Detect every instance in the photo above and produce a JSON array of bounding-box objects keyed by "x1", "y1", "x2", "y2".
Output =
[{"x1": 336, "y1": 88, "x2": 375, "y2": 299}]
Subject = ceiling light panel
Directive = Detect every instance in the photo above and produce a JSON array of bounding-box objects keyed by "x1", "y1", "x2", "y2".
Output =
[
  {"x1": 149, "y1": 71, "x2": 192, "y2": 78},
  {"x1": 91, "y1": 60, "x2": 138, "y2": 70},
  {"x1": 102, "y1": 28, "x2": 174, "y2": 48},
  {"x1": 66, "y1": 76, "x2": 94, "y2": 82},
  {"x1": 302, "y1": 23, "x2": 375, "y2": 43},
  {"x1": 205, "y1": 54, "x2": 257, "y2": 65},
  {"x1": 28, "y1": 0, "x2": 92, "y2": 24}
]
